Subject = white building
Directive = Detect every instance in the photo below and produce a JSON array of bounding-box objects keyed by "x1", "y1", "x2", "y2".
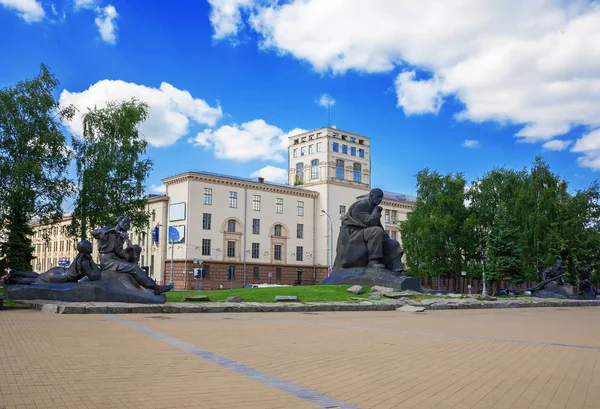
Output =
[{"x1": 29, "y1": 126, "x2": 415, "y2": 289}]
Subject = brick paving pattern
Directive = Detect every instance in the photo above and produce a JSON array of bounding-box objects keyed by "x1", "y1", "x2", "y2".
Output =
[{"x1": 1, "y1": 307, "x2": 599, "y2": 408}]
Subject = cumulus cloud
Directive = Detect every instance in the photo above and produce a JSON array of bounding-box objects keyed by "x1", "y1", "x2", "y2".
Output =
[
  {"x1": 208, "y1": 0, "x2": 254, "y2": 40},
  {"x1": 94, "y1": 5, "x2": 118, "y2": 44},
  {"x1": 191, "y1": 120, "x2": 305, "y2": 162},
  {"x1": 250, "y1": 165, "x2": 288, "y2": 184},
  {"x1": 210, "y1": 0, "x2": 600, "y2": 168},
  {"x1": 542, "y1": 139, "x2": 572, "y2": 151},
  {"x1": 462, "y1": 139, "x2": 480, "y2": 149},
  {"x1": 59, "y1": 80, "x2": 223, "y2": 147},
  {"x1": 318, "y1": 93, "x2": 335, "y2": 108},
  {"x1": 149, "y1": 184, "x2": 167, "y2": 194},
  {"x1": 571, "y1": 129, "x2": 600, "y2": 170},
  {"x1": 74, "y1": 0, "x2": 95, "y2": 9},
  {"x1": 0, "y1": 0, "x2": 45, "y2": 22}
]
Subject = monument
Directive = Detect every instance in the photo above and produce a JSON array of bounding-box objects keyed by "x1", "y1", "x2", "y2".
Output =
[
  {"x1": 531, "y1": 259, "x2": 596, "y2": 300},
  {"x1": 320, "y1": 188, "x2": 422, "y2": 291},
  {"x1": 3, "y1": 216, "x2": 173, "y2": 304}
]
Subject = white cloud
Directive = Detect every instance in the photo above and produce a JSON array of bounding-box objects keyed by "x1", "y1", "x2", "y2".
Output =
[
  {"x1": 542, "y1": 139, "x2": 572, "y2": 151},
  {"x1": 59, "y1": 80, "x2": 223, "y2": 147},
  {"x1": 250, "y1": 166, "x2": 288, "y2": 184},
  {"x1": 94, "y1": 5, "x2": 118, "y2": 44},
  {"x1": 572, "y1": 129, "x2": 600, "y2": 170},
  {"x1": 74, "y1": 0, "x2": 95, "y2": 9},
  {"x1": 191, "y1": 120, "x2": 305, "y2": 162},
  {"x1": 211, "y1": 0, "x2": 600, "y2": 167},
  {"x1": 0, "y1": 0, "x2": 45, "y2": 22},
  {"x1": 208, "y1": 0, "x2": 254, "y2": 40},
  {"x1": 395, "y1": 71, "x2": 443, "y2": 115},
  {"x1": 462, "y1": 139, "x2": 480, "y2": 149},
  {"x1": 318, "y1": 93, "x2": 335, "y2": 108},
  {"x1": 149, "y1": 184, "x2": 167, "y2": 194}
]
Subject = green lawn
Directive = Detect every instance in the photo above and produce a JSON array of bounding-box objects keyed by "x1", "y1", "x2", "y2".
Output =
[
  {"x1": 0, "y1": 287, "x2": 23, "y2": 308},
  {"x1": 166, "y1": 285, "x2": 373, "y2": 303}
]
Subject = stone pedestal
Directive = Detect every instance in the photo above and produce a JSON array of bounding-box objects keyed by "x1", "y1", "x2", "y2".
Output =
[
  {"x1": 320, "y1": 267, "x2": 422, "y2": 292},
  {"x1": 533, "y1": 283, "x2": 596, "y2": 300}
]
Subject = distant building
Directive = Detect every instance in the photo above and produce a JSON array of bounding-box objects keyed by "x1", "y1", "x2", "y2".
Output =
[{"x1": 29, "y1": 126, "x2": 415, "y2": 289}]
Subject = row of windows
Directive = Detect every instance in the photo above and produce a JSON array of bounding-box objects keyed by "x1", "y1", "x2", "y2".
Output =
[
  {"x1": 226, "y1": 266, "x2": 284, "y2": 281},
  {"x1": 203, "y1": 215, "x2": 305, "y2": 238},
  {"x1": 384, "y1": 210, "x2": 399, "y2": 224},
  {"x1": 292, "y1": 142, "x2": 324, "y2": 158},
  {"x1": 332, "y1": 142, "x2": 365, "y2": 158},
  {"x1": 223, "y1": 241, "x2": 306, "y2": 261},
  {"x1": 204, "y1": 188, "x2": 304, "y2": 215},
  {"x1": 335, "y1": 160, "x2": 362, "y2": 183}
]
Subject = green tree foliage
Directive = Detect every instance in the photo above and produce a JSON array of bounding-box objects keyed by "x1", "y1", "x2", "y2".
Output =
[
  {"x1": 71, "y1": 99, "x2": 153, "y2": 240},
  {"x1": 0, "y1": 65, "x2": 74, "y2": 270},
  {"x1": 399, "y1": 169, "x2": 471, "y2": 289},
  {"x1": 486, "y1": 204, "x2": 524, "y2": 290}
]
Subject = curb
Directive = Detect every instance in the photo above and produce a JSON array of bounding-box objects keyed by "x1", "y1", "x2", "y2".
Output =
[{"x1": 15, "y1": 298, "x2": 600, "y2": 314}]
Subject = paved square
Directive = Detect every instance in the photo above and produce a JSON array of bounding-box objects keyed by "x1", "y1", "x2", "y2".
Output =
[{"x1": 1, "y1": 307, "x2": 599, "y2": 409}]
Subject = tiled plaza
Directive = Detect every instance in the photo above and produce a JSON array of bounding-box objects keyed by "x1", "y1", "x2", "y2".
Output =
[{"x1": 1, "y1": 307, "x2": 599, "y2": 409}]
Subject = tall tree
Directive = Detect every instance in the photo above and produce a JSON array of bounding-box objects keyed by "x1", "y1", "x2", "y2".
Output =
[
  {"x1": 71, "y1": 99, "x2": 153, "y2": 240},
  {"x1": 0, "y1": 65, "x2": 74, "y2": 270}
]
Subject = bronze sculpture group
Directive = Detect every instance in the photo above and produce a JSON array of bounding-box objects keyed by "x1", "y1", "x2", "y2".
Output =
[{"x1": 4, "y1": 216, "x2": 173, "y2": 296}]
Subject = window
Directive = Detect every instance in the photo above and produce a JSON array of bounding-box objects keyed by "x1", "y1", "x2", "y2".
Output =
[
  {"x1": 276, "y1": 267, "x2": 282, "y2": 280},
  {"x1": 202, "y1": 213, "x2": 211, "y2": 230},
  {"x1": 204, "y1": 188, "x2": 212, "y2": 205},
  {"x1": 385, "y1": 210, "x2": 390, "y2": 223},
  {"x1": 293, "y1": 148, "x2": 298, "y2": 158},
  {"x1": 276, "y1": 198, "x2": 283, "y2": 214},
  {"x1": 336, "y1": 159, "x2": 344, "y2": 179},
  {"x1": 274, "y1": 224, "x2": 283, "y2": 237},
  {"x1": 301, "y1": 146, "x2": 306, "y2": 156},
  {"x1": 202, "y1": 239, "x2": 211, "y2": 256},
  {"x1": 274, "y1": 244, "x2": 282, "y2": 260},
  {"x1": 359, "y1": 139, "x2": 364, "y2": 145},
  {"x1": 295, "y1": 163, "x2": 304, "y2": 184},
  {"x1": 252, "y1": 218, "x2": 260, "y2": 234},
  {"x1": 332, "y1": 142, "x2": 339, "y2": 152},
  {"x1": 353, "y1": 163, "x2": 362, "y2": 182},
  {"x1": 227, "y1": 241, "x2": 236, "y2": 257},
  {"x1": 253, "y1": 266, "x2": 259, "y2": 281},
  {"x1": 297, "y1": 201, "x2": 304, "y2": 216},
  {"x1": 296, "y1": 246, "x2": 303, "y2": 262},
  {"x1": 339, "y1": 205, "x2": 346, "y2": 216},
  {"x1": 227, "y1": 266, "x2": 235, "y2": 281},
  {"x1": 391, "y1": 230, "x2": 397, "y2": 240},
  {"x1": 227, "y1": 219, "x2": 236, "y2": 232},
  {"x1": 350, "y1": 147, "x2": 356, "y2": 156},
  {"x1": 350, "y1": 136, "x2": 356, "y2": 143},
  {"x1": 316, "y1": 142, "x2": 323, "y2": 152},
  {"x1": 297, "y1": 223, "x2": 303, "y2": 239},
  {"x1": 342, "y1": 145, "x2": 348, "y2": 154},
  {"x1": 311, "y1": 159, "x2": 319, "y2": 179},
  {"x1": 229, "y1": 191, "x2": 237, "y2": 208},
  {"x1": 253, "y1": 195, "x2": 261, "y2": 211},
  {"x1": 359, "y1": 149, "x2": 365, "y2": 158},
  {"x1": 309, "y1": 144, "x2": 314, "y2": 154},
  {"x1": 391, "y1": 210, "x2": 397, "y2": 223},
  {"x1": 252, "y1": 243, "x2": 260, "y2": 259}
]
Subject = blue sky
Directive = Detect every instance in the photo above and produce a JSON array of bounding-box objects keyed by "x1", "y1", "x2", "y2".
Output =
[{"x1": 2, "y1": 0, "x2": 600, "y2": 204}]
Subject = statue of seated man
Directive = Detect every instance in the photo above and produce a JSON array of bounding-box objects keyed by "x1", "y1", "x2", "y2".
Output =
[
  {"x1": 576, "y1": 264, "x2": 593, "y2": 295},
  {"x1": 3, "y1": 240, "x2": 101, "y2": 285},
  {"x1": 334, "y1": 188, "x2": 403, "y2": 272},
  {"x1": 92, "y1": 216, "x2": 173, "y2": 295},
  {"x1": 542, "y1": 259, "x2": 566, "y2": 285}
]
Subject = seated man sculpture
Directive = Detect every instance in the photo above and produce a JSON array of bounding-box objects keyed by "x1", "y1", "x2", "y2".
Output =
[
  {"x1": 542, "y1": 259, "x2": 566, "y2": 285},
  {"x1": 576, "y1": 264, "x2": 593, "y2": 295},
  {"x1": 92, "y1": 216, "x2": 173, "y2": 295},
  {"x1": 334, "y1": 188, "x2": 403, "y2": 272},
  {"x1": 3, "y1": 240, "x2": 101, "y2": 285}
]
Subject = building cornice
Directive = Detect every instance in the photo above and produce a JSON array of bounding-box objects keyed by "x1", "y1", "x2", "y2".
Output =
[{"x1": 162, "y1": 172, "x2": 320, "y2": 199}]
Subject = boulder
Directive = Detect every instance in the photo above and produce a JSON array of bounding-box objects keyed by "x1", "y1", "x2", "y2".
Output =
[
  {"x1": 226, "y1": 296, "x2": 244, "y2": 303},
  {"x1": 396, "y1": 305, "x2": 426, "y2": 313},
  {"x1": 182, "y1": 295, "x2": 210, "y2": 302},
  {"x1": 347, "y1": 285, "x2": 364, "y2": 294},
  {"x1": 369, "y1": 293, "x2": 382, "y2": 300},
  {"x1": 371, "y1": 286, "x2": 394, "y2": 293},
  {"x1": 275, "y1": 295, "x2": 298, "y2": 302}
]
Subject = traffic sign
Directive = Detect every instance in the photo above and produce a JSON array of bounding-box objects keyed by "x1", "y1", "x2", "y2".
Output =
[{"x1": 268, "y1": 271, "x2": 273, "y2": 278}]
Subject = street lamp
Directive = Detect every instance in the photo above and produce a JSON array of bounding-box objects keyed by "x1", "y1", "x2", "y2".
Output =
[{"x1": 320, "y1": 210, "x2": 333, "y2": 275}]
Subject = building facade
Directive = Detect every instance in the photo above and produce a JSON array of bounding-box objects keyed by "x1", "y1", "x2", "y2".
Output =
[{"x1": 28, "y1": 127, "x2": 416, "y2": 290}]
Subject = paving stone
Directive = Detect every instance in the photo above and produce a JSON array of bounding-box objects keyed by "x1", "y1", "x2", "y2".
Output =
[
  {"x1": 182, "y1": 295, "x2": 210, "y2": 302},
  {"x1": 396, "y1": 305, "x2": 426, "y2": 312},
  {"x1": 275, "y1": 295, "x2": 298, "y2": 302}
]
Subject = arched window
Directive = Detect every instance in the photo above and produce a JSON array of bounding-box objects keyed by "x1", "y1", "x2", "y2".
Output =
[
  {"x1": 274, "y1": 224, "x2": 282, "y2": 237},
  {"x1": 336, "y1": 159, "x2": 344, "y2": 179},
  {"x1": 353, "y1": 163, "x2": 362, "y2": 183},
  {"x1": 227, "y1": 219, "x2": 236, "y2": 233},
  {"x1": 311, "y1": 159, "x2": 319, "y2": 180},
  {"x1": 295, "y1": 162, "x2": 304, "y2": 183}
]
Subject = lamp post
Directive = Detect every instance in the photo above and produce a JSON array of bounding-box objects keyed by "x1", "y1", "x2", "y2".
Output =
[
  {"x1": 481, "y1": 252, "x2": 487, "y2": 297},
  {"x1": 320, "y1": 210, "x2": 333, "y2": 275},
  {"x1": 169, "y1": 228, "x2": 175, "y2": 286}
]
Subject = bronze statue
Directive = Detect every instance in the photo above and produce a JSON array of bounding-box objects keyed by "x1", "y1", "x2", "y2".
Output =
[
  {"x1": 92, "y1": 216, "x2": 172, "y2": 295},
  {"x1": 334, "y1": 188, "x2": 403, "y2": 272},
  {"x1": 542, "y1": 259, "x2": 566, "y2": 285},
  {"x1": 3, "y1": 240, "x2": 101, "y2": 285},
  {"x1": 576, "y1": 264, "x2": 593, "y2": 295}
]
